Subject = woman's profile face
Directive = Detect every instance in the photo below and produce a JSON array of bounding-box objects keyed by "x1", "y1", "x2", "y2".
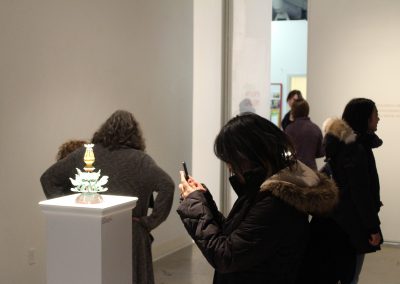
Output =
[
  {"x1": 368, "y1": 106, "x2": 380, "y2": 132},
  {"x1": 288, "y1": 95, "x2": 298, "y2": 107}
]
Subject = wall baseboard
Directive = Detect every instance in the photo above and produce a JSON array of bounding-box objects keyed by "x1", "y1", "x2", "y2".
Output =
[{"x1": 383, "y1": 241, "x2": 400, "y2": 248}]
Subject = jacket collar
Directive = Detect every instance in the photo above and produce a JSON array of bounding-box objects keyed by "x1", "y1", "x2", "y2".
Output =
[
  {"x1": 229, "y1": 167, "x2": 267, "y2": 197},
  {"x1": 358, "y1": 133, "x2": 383, "y2": 149},
  {"x1": 260, "y1": 161, "x2": 338, "y2": 215}
]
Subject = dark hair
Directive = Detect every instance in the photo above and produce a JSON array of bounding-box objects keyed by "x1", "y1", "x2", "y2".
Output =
[
  {"x1": 286, "y1": 90, "x2": 303, "y2": 102},
  {"x1": 342, "y1": 98, "x2": 376, "y2": 134},
  {"x1": 92, "y1": 110, "x2": 146, "y2": 151},
  {"x1": 56, "y1": 139, "x2": 87, "y2": 161},
  {"x1": 291, "y1": 100, "x2": 309, "y2": 119},
  {"x1": 214, "y1": 113, "x2": 295, "y2": 178}
]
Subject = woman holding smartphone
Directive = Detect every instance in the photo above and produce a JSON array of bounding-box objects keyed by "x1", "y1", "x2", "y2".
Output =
[{"x1": 177, "y1": 113, "x2": 338, "y2": 284}]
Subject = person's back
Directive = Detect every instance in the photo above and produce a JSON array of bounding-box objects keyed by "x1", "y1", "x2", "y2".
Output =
[
  {"x1": 42, "y1": 144, "x2": 169, "y2": 211},
  {"x1": 285, "y1": 100, "x2": 324, "y2": 170}
]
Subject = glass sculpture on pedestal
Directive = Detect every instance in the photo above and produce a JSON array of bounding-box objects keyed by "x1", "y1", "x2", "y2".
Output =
[{"x1": 70, "y1": 144, "x2": 109, "y2": 204}]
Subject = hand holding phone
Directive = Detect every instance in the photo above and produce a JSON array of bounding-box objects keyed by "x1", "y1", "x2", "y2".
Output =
[
  {"x1": 179, "y1": 162, "x2": 206, "y2": 200},
  {"x1": 182, "y1": 161, "x2": 189, "y2": 180}
]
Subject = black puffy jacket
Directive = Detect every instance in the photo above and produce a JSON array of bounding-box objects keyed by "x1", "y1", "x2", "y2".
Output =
[{"x1": 177, "y1": 162, "x2": 338, "y2": 284}]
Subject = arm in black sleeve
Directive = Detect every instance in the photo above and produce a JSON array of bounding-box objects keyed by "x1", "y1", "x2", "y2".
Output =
[
  {"x1": 202, "y1": 189, "x2": 226, "y2": 225},
  {"x1": 177, "y1": 190, "x2": 281, "y2": 273},
  {"x1": 138, "y1": 155, "x2": 175, "y2": 231}
]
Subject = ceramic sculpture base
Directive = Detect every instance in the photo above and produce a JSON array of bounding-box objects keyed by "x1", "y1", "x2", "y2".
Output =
[{"x1": 75, "y1": 192, "x2": 103, "y2": 204}]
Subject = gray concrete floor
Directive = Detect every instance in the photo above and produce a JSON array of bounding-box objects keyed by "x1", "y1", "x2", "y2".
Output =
[
  {"x1": 154, "y1": 244, "x2": 213, "y2": 284},
  {"x1": 154, "y1": 244, "x2": 400, "y2": 284},
  {"x1": 359, "y1": 245, "x2": 400, "y2": 284}
]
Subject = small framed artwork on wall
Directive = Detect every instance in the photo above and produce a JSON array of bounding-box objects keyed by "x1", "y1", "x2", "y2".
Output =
[{"x1": 270, "y1": 83, "x2": 283, "y2": 127}]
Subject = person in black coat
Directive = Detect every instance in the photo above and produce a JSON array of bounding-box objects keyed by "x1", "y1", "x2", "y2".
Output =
[
  {"x1": 304, "y1": 98, "x2": 383, "y2": 284},
  {"x1": 177, "y1": 113, "x2": 338, "y2": 284}
]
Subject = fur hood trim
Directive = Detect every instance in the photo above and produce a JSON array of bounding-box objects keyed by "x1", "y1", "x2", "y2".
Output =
[
  {"x1": 260, "y1": 161, "x2": 338, "y2": 215},
  {"x1": 322, "y1": 117, "x2": 356, "y2": 144}
]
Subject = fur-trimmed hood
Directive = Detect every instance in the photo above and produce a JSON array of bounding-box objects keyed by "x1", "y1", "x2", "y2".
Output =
[
  {"x1": 322, "y1": 117, "x2": 356, "y2": 144},
  {"x1": 322, "y1": 117, "x2": 358, "y2": 160},
  {"x1": 260, "y1": 161, "x2": 338, "y2": 215},
  {"x1": 322, "y1": 117, "x2": 382, "y2": 152}
]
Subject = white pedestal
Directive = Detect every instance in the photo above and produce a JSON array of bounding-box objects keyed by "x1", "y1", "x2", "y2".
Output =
[{"x1": 39, "y1": 194, "x2": 137, "y2": 284}]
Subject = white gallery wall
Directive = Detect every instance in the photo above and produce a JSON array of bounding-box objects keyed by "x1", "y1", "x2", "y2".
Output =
[
  {"x1": 192, "y1": 0, "x2": 223, "y2": 207},
  {"x1": 230, "y1": 0, "x2": 271, "y2": 118},
  {"x1": 192, "y1": 0, "x2": 272, "y2": 211},
  {"x1": 308, "y1": 0, "x2": 400, "y2": 242},
  {"x1": 0, "y1": 1, "x2": 193, "y2": 283}
]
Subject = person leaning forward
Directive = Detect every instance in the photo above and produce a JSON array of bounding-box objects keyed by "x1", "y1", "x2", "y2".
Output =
[{"x1": 40, "y1": 110, "x2": 174, "y2": 284}]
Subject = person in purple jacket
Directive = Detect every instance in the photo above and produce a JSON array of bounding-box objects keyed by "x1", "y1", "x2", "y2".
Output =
[{"x1": 285, "y1": 99, "x2": 324, "y2": 170}]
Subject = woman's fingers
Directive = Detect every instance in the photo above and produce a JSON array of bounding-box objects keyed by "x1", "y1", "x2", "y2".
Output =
[
  {"x1": 179, "y1": 171, "x2": 192, "y2": 199},
  {"x1": 180, "y1": 171, "x2": 187, "y2": 183},
  {"x1": 179, "y1": 171, "x2": 205, "y2": 200}
]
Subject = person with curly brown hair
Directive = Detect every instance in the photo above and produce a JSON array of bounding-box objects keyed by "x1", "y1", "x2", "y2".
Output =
[
  {"x1": 40, "y1": 110, "x2": 174, "y2": 284},
  {"x1": 56, "y1": 139, "x2": 88, "y2": 161}
]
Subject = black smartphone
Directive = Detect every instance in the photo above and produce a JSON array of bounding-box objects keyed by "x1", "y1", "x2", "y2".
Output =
[{"x1": 182, "y1": 162, "x2": 189, "y2": 180}]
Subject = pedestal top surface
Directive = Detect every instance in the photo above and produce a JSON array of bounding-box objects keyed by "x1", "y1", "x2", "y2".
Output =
[{"x1": 39, "y1": 194, "x2": 138, "y2": 216}]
